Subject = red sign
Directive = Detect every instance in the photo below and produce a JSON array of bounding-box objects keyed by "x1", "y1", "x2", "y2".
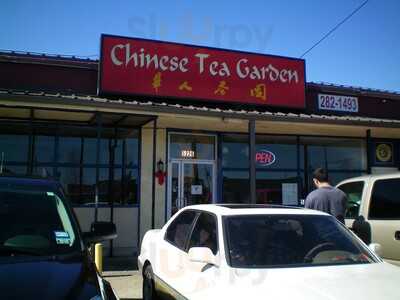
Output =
[
  {"x1": 99, "y1": 35, "x2": 306, "y2": 108},
  {"x1": 256, "y1": 150, "x2": 276, "y2": 166}
]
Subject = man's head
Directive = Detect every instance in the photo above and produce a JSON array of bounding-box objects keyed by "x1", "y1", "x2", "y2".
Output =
[{"x1": 312, "y1": 168, "x2": 330, "y2": 188}]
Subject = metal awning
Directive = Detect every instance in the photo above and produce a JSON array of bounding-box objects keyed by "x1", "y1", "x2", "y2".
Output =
[
  {"x1": 1, "y1": 89, "x2": 400, "y2": 128},
  {"x1": 0, "y1": 92, "x2": 156, "y2": 128}
]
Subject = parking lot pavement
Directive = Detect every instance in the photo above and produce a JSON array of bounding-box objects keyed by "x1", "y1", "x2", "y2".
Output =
[
  {"x1": 103, "y1": 271, "x2": 142, "y2": 300},
  {"x1": 103, "y1": 256, "x2": 142, "y2": 300}
]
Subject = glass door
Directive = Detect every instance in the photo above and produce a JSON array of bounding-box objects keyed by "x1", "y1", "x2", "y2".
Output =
[
  {"x1": 169, "y1": 161, "x2": 215, "y2": 217},
  {"x1": 183, "y1": 162, "x2": 214, "y2": 206}
]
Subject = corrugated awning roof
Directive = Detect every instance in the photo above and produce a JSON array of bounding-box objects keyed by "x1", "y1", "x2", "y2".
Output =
[{"x1": 1, "y1": 89, "x2": 400, "y2": 128}]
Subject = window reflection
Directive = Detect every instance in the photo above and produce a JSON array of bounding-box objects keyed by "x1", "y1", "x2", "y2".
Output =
[
  {"x1": 0, "y1": 134, "x2": 28, "y2": 162},
  {"x1": 126, "y1": 138, "x2": 139, "y2": 167},
  {"x1": 0, "y1": 165, "x2": 27, "y2": 175},
  {"x1": 301, "y1": 137, "x2": 366, "y2": 170},
  {"x1": 83, "y1": 138, "x2": 109, "y2": 165},
  {"x1": 34, "y1": 135, "x2": 55, "y2": 163},
  {"x1": 58, "y1": 137, "x2": 81, "y2": 164},
  {"x1": 222, "y1": 134, "x2": 249, "y2": 168},
  {"x1": 256, "y1": 172, "x2": 299, "y2": 205},
  {"x1": 223, "y1": 171, "x2": 250, "y2": 203},
  {"x1": 0, "y1": 125, "x2": 140, "y2": 206},
  {"x1": 57, "y1": 167, "x2": 80, "y2": 203},
  {"x1": 123, "y1": 169, "x2": 138, "y2": 205}
]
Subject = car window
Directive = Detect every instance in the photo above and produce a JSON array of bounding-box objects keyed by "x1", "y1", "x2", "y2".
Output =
[
  {"x1": 165, "y1": 210, "x2": 197, "y2": 251},
  {"x1": 0, "y1": 190, "x2": 80, "y2": 256},
  {"x1": 224, "y1": 214, "x2": 376, "y2": 268},
  {"x1": 338, "y1": 181, "x2": 364, "y2": 219},
  {"x1": 369, "y1": 178, "x2": 400, "y2": 219},
  {"x1": 188, "y1": 212, "x2": 218, "y2": 255}
]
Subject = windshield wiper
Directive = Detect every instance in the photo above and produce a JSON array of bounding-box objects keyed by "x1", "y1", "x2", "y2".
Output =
[{"x1": 0, "y1": 246, "x2": 43, "y2": 256}]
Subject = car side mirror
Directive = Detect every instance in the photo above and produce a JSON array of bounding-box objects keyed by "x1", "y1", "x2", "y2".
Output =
[
  {"x1": 188, "y1": 247, "x2": 218, "y2": 266},
  {"x1": 368, "y1": 243, "x2": 383, "y2": 257},
  {"x1": 83, "y1": 221, "x2": 117, "y2": 245},
  {"x1": 352, "y1": 216, "x2": 371, "y2": 245}
]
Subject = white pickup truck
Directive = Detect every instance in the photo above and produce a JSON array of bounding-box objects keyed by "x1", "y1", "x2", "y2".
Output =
[{"x1": 337, "y1": 173, "x2": 400, "y2": 266}]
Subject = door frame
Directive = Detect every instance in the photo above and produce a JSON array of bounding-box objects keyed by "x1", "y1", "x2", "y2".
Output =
[{"x1": 167, "y1": 132, "x2": 218, "y2": 219}]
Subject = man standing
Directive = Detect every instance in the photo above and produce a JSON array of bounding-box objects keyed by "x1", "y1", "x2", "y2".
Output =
[{"x1": 305, "y1": 168, "x2": 347, "y2": 223}]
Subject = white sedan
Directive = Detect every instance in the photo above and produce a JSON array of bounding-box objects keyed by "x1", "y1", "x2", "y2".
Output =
[{"x1": 138, "y1": 204, "x2": 400, "y2": 300}]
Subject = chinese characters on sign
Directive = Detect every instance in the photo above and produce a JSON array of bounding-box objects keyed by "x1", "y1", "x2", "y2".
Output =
[{"x1": 100, "y1": 35, "x2": 306, "y2": 108}]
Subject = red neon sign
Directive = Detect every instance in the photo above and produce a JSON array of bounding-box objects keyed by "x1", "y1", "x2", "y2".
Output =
[
  {"x1": 99, "y1": 35, "x2": 306, "y2": 108},
  {"x1": 255, "y1": 150, "x2": 276, "y2": 166}
]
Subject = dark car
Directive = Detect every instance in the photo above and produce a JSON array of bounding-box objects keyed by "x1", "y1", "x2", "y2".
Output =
[{"x1": 0, "y1": 175, "x2": 119, "y2": 300}]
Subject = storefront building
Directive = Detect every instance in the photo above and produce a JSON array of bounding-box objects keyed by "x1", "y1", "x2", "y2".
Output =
[{"x1": 1, "y1": 35, "x2": 400, "y2": 256}]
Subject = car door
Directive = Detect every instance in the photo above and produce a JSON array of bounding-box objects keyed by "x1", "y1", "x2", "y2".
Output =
[
  {"x1": 182, "y1": 212, "x2": 220, "y2": 297},
  {"x1": 366, "y1": 177, "x2": 400, "y2": 265},
  {"x1": 156, "y1": 209, "x2": 199, "y2": 299}
]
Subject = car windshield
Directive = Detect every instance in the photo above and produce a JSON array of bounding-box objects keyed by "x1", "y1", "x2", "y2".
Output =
[
  {"x1": 0, "y1": 189, "x2": 81, "y2": 257},
  {"x1": 224, "y1": 214, "x2": 377, "y2": 268}
]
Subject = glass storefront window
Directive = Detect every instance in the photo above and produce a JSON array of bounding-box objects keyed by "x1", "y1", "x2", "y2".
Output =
[
  {"x1": 126, "y1": 137, "x2": 139, "y2": 167},
  {"x1": 256, "y1": 171, "x2": 299, "y2": 205},
  {"x1": 58, "y1": 137, "x2": 81, "y2": 164},
  {"x1": 0, "y1": 122, "x2": 140, "y2": 206},
  {"x1": 301, "y1": 137, "x2": 366, "y2": 171},
  {"x1": 256, "y1": 135, "x2": 297, "y2": 169},
  {"x1": 223, "y1": 171, "x2": 250, "y2": 203},
  {"x1": 0, "y1": 134, "x2": 28, "y2": 163},
  {"x1": 83, "y1": 138, "x2": 109, "y2": 165},
  {"x1": 0, "y1": 165, "x2": 27, "y2": 175},
  {"x1": 57, "y1": 167, "x2": 81, "y2": 203},
  {"x1": 221, "y1": 134, "x2": 367, "y2": 205},
  {"x1": 170, "y1": 134, "x2": 215, "y2": 160},
  {"x1": 112, "y1": 140, "x2": 123, "y2": 166},
  {"x1": 34, "y1": 135, "x2": 55, "y2": 163},
  {"x1": 122, "y1": 169, "x2": 139, "y2": 205},
  {"x1": 222, "y1": 134, "x2": 249, "y2": 168}
]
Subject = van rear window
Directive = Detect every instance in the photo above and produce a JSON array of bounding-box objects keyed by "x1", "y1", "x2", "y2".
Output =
[{"x1": 369, "y1": 178, "x2": 400, "y2": 219}]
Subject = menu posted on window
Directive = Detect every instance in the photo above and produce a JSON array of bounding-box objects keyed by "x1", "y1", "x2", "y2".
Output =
[{"x1": 282, "y1": 183, "x2": 298, "y2": 206}]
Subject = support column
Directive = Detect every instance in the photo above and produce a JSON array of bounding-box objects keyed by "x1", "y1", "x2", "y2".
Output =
[
  {"x1": 366, "y1": 129, "x2": 372, "y2": 174},
  {"x1": 95, "y1": 112, "x2": 102, "y2": 222},
  {"x1": 249, "y1": 119, "x2": 256, "y2": 204},
  {"x1": 151, "y1": 118, "x2": 158, "y2": 228}
]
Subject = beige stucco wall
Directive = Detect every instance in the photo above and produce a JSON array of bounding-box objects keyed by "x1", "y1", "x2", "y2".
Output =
[
  {"x1": 74, "y1": 207, "x2": 139, "y2": 256},
  {"x1": 139, "y1": 124, "x2": 167, "y2": 242},
  {"x1": 139, "y1": 123, "x2": 154, "y2": 242},
  {"x1": 155, "y1": 128, "x2": 167, "y2": 228}
]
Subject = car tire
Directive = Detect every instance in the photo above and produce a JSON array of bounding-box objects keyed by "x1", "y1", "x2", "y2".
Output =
[{"x1": 143, "y1": 264, "x2": 159, "y2": 300}]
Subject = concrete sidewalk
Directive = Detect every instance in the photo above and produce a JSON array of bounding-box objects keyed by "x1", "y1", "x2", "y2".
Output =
[{"x1": 102, "y1": 256, "x2": 142, "y2": 300}]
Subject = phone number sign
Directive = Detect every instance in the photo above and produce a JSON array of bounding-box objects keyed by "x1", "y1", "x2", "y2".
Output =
[{"x1": 318, "y1": 94, "x2": 359, "y2": 113}]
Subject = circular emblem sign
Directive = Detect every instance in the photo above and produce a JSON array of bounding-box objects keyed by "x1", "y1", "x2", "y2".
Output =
[
  {"x1": 255, "y1": 150, "x2": 276, "y2": 166},
  {"x1": 376, "y1": 143, "x2": 392, "y2": 162}
]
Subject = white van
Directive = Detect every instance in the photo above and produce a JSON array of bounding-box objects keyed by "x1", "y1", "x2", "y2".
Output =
[{"x1": 337, "y1": 173, "x2": 400, "y2": 266}]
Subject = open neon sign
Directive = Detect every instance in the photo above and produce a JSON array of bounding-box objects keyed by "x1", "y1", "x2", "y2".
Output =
[{"x1": 255, "y1": 150, "x2": 276, "y2": 166}]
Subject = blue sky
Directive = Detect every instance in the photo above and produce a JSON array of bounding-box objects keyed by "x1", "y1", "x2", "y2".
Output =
[{"x1": 1, "y1": 0, "x2": 399, "y2": 92}]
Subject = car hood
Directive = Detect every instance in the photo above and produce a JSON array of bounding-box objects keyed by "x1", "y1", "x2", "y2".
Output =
[
  {"x1": 0, "y1": 254, "x2": 101, "y2": 300},
  {"x1": 189, "y1": 262, "x2": 400, "y2": 300}
]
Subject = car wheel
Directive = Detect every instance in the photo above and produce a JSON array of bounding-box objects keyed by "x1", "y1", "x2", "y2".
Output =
[{"x1": 143, "y1": 264, "x2": 159, "y2": 300}]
